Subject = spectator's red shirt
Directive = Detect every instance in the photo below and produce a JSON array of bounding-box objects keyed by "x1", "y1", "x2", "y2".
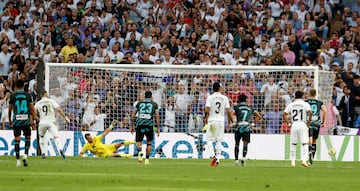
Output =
[{"x1": 329, "y1": 39, "x2": 340, "y2": 50}]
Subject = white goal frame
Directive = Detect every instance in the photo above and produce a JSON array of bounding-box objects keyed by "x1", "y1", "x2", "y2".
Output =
[{"x1": 45, "y1": 63, "x2": 320, "y2": 96}]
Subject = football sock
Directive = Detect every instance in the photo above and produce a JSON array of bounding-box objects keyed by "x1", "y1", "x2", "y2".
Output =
[
  {"x1": 308, "y1": 145, "x2": 312, "y2": 154},
  {"x1": 124, "y1": 140, "x2": 136, "y2": 146},
  {"x1": 25, "y1": 138, "x2": 30, "y2": 156},
  {"x1": 242, "y1": 144, "x2": 248, "y2": 158},
  {"x1": 39, "y1": 136, "x2": 46, "y2": 155},
  {"x1": 137, "y1": 147, "x2": 141, "y2": 154},
  {"x1": 15, "y1": 141, "x2": 20, "y2": 160},
  {"x1": 234, "y1": 145, "x2": 239, "y2": 160},
  {"x1": 146, "y1": 154, "x2": 150, "y2": 159},
  {"x1": 206, "y1": 142, "x2": 215, "y2": 157},
  {"x1": 302, "y1": 143, "x2": 308, "y2": 163},
  {"x1": 215, "y1": 141, "x2": 221, "y2": 160},
  {"x1": 312, "y1": 144, "x2": 316, "y2": 158},
  {"x1": 290, "y1": 143, "x2": 296, "y2": 161}
]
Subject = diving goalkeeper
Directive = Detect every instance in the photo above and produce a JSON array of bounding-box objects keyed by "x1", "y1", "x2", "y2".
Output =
[{"x1": 79, "y1": 120, "x2": 136, "y2": 157}]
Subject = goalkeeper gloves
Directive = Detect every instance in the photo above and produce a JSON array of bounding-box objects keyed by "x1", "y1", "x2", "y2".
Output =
[{"x1": 110, "y1": 120, "x2": 118, "y2": 130}]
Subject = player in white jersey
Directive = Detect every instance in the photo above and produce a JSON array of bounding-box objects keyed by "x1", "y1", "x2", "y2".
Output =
[
  {"x1": 283, "y1": 91, "x2": 312, "y2": 167},
  {"x1": 204, "y1": 82, "x2": 235, "y2": 166},
  {"x1": 35, "y1": 91, "x2": 70, "y2": 159}
]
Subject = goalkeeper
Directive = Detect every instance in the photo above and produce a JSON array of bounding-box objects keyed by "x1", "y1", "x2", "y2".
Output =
[{"x1": 79, "y1": 120, "x2": 136, "y2": 157}]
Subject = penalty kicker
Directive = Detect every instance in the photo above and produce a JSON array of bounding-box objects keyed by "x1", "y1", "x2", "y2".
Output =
[{"x1": 79, "y1": 120, "x2": 138, "y2": 159}]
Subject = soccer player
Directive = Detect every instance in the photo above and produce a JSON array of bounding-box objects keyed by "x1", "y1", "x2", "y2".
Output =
[
  {"x1": 8, "y1": 79, "x2": 37, "y2": 167},
  {"x1": 233, "y1": 94, "x2": 261, "y2": 166},
  {"x1": 305, "y1": 89, "x2": 327, "y2": 165},
  {"x1": 283, "y1": 91, "x2": 312, "y2": 167},
  {"x1": 131, "y1": 91, "x2": 160, "y2": 165},
  {"x1": 35, "y1": 91, "x2": 70, "y2": 159},
  {"x1": 79, "y1": 120, "x2": 136, "y2": 157},
  {"x1": 204, "y1": 82, "x2": 235, "y2": 166}
]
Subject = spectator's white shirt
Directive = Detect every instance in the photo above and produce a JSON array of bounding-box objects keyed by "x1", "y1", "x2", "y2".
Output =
[
  {"x1": 205, "y1": 14, "x2": 220, "y2": 24},
  {"x1": 0, "y1": 51, "x2": 12, "y2": 76},
  {"x1": 260, "y1": 83, "x2": 278, "y2": 106},
  {"x1": 152, "y1": 87, "x2": 163, "y2": 109},
  {"x1": 341, "y1": 50, "x2": 359, "y2": 72},
  {"x1": 219, "y1": 52, "x2": 233, "y2": 65},
  {"x1": 109, "y1": 36, "x2": 124, "y2": 49},
  {"x1": 14, "y1": 13, "x2": 32, "y2": 25},
  {"x1": 90, "y1": 113, "x2": 107, "y2": 131},
  {"x1": 99, "y1": 13, "x2": 113, "y2": 25},
  {"x1": 0, "y1": 28, "x2": 15, "y2": 42},
  {"x1": 200, "y1": 32, "x2": 218, "y2": 45},
  {"x1": 161, "y1": 57, "x2": 175, "y2": 65},
  {"x1": 125, "y1": 31, "x2": 142, "y2": 41},
  {"x1": 268, "y1": 1, "x2": 283, "y2": 18},
  {"x1": 256, "y1": 47, "x2": 272, "y2": 59},
  {"x1": 149, "y1": 55, "x2": 159, "y2": 63},
  {"x1": 174, "y1": 92, "x2": 190, "y2": 115},
  {"x1": 205, "y1": 92, "x2": 230, "y2": 122},
  {"x1": 319, "y1": 48, "x2": 335, "y2": 66},
  {"x1": 335, "y1": 86, "x2": 344, "y2": 107},
  {"x1": 214, "y1": 5, "x2": 226, "y2": 18},
  {"x1": 107, "y1": 51, "x2": 124, "y2": 62},
  {"x1": 296, "y1": 10, "x2": 308, "y2": 23},
  {"x1": 137, "y1": 0, "x2": 152, "y2": 19}
]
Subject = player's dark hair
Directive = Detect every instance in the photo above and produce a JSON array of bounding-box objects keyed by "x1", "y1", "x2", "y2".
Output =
[
  {"x1": 41, "y1": 91, "x2": 48, "y2": 97},
  {"x1": 238, "y1": 94, "x2": 247, "y2": 103},
  {"x1": 145, "y1": 91, "x2": 152, "y2": 98},
  {"x1": 15, "y1": 79, "x2": 25, "y2": 89},
  {"x1": 213, "y1": 82, "x2": 221, "y2": 92},
  {"x1": 84, "y1": 133, "x2": 91, "y2": 140},
  {"x1": 295, "y1": 91, "x2": 304, "y2": 99}
]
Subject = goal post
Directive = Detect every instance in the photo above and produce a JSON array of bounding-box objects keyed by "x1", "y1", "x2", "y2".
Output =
[{"x1": 45, "y1": 63, "x2": 335, "y2": 133}]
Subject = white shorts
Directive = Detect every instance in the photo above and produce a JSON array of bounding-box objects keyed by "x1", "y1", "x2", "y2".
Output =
[
  {"x1": 206, "y1": 121, "x2": 224, "y2": 142},
  {"x1": 290, "y1": 122, "x2": 309, "y2": 144},
  {"x1": 38, "y1": 121, "x2": 60, "y2": 138}
]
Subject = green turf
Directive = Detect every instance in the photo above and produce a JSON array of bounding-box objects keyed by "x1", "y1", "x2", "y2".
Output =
[{"x1": 0, "y1": 156, "x2": 358, "y2": 191}]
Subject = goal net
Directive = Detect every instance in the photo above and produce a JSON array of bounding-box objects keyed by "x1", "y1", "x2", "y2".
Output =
[{"x1": 45, "y1": 63, "x2": 335, "y2": 134}]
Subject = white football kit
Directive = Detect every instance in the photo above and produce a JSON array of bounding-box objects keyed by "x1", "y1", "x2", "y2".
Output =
[
  {"x1": 284, "y1": 99, "x2": 311, "y2": 144},
  {"x1": 205, "y1": 92, "x2": 231, "y2": 142},
  {"x1": 284, "y1": 99, "x2": 311, "y2": 165},
  {"x1": 35, "y1": 97, "x2": 61, "y2": 137}
]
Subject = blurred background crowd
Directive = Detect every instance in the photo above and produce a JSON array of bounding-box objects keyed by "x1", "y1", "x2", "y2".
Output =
[{"x1": 0, "y1": 0, "x2": 359, "y2": 135}]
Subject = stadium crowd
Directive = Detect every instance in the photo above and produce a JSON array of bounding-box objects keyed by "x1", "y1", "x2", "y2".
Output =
[{"x1": 0, "y1": 0, "x2": 359, "y2": 134}]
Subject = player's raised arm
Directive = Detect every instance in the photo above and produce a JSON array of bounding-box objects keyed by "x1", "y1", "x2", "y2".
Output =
[
  {"x1": 56, "y1": 106, "x2": 70, "y2": 123},
  {"x1": 101, "y1": 120, "x2": 117, "y2": 138}
]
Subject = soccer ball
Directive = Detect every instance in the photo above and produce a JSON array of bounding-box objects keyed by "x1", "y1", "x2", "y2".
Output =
[{"x1": 328, "y1": 148, "x2": 336, "y2": 157}]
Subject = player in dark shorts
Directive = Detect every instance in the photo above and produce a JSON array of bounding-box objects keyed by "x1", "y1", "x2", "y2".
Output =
[
  {"x1": 131, "y1": 91, "x2": 160, "y2": 165},
  {"x1": 8, "y1": 79, "x2": 36, "y2": 167},
  {"x1": 305, "y1": 89, "x2": 327, "y2": 165},
  {"x1": 233, "y1": 94, "x2": 261, "y2": 166}
]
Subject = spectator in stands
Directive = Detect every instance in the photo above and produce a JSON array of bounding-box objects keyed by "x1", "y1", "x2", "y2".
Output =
[{"x1": 264, "y1": 101, "x2": 282, "y2": 134}]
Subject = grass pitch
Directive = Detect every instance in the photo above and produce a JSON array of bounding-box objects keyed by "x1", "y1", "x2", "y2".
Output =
[{"x1": 0, "y1": 156, "x2": 358, "y2": 191}]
